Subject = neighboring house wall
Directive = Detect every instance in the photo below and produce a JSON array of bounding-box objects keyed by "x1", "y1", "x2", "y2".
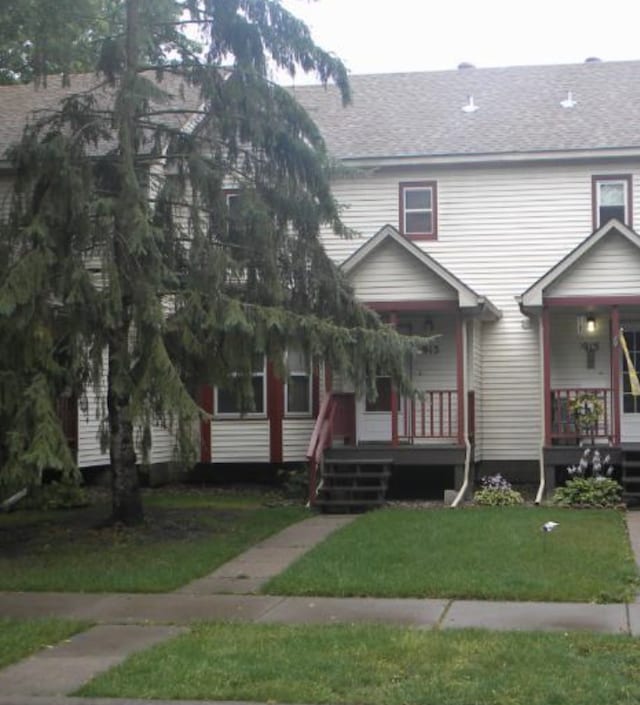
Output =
[
  {"x1": 77, "y1": 380, "x2": 178, "y2": 468},
  {"x1": 322, "y1": 161, "x2": 640, "y2": 461},
  {"x1": 283, "y1": 418, "x2": 316, "y2": 462},
  {"x1": 210, "y1": 419, "x2": 270, "y2": 462}
]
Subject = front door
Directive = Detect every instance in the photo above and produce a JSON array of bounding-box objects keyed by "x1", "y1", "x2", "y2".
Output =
[{"x1": 620, "y1": 325, "x2": 640, "y2": 442}]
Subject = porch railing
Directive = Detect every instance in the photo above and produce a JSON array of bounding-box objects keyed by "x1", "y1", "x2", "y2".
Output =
[
  {"x1": 401, "y1": 390, "x2": 459, "y2": 441},
  {"x1": 550, "y1": 387, "x2": 613, "y2": 443},
  {"x1": 306, "y1": 393, "x2": 355, "y2": 505}
]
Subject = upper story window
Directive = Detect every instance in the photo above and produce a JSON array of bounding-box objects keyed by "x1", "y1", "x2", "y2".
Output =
[
  {"x1": 593, "y1": 175, "x2": 632, "y2": 228},
  {"x1": 399, "y1": 181, "x2": 437, "y2": 240},
  {"x1": 216, "y1": 355, "x2": 266, "y2": 416},
  {"x1": 285, "y1": 349, "x2": 311, "y2": 415}
]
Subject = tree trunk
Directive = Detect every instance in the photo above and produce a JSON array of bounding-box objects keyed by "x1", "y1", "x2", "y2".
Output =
[
  {"x1": 105, "y1": 0, "x2": 143, "y2": 526},
  {"x1": 107, "y1": 330, "x2": 143, "y2": 525}
]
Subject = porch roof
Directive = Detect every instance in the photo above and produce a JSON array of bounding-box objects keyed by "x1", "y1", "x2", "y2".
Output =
[
  {"x1": 341, "y1": 224, "x2": 501, "y2": 320},
  {"x1": 518, "y1": 219, "x2": 640, "y2": 312}
]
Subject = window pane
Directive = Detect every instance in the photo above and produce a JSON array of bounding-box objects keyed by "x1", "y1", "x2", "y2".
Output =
[
  {"x1": 287, "y1": 376, "x2": 310, "y2": 413},
  {"x1": 366, "y1": 377, "x2": 392, "y2": 412},
  {"x1": 405, "y1": 188, "x2": 431, "y2": 210},
  {"x1": 599, "y1": 205, "x2": 626, "y2": 224},
  {"x1": 217, "y1": 374, "x2": 264, "y2": 414},
  {"x1": 405, "y1": 211, "x2": 432, "y2": 234},
  {"x1": 599, "y1": 183, "x2": 625, "y2": 206},
  {"x1": 287, "y1": 349, "x2": 308, "y2": 373}
]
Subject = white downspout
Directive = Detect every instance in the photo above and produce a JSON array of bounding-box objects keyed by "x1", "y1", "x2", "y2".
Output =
[
  {"x1": 535, "y1": 313, "x2": 546, "y2": 505},
  {"x1": 451, "y1": 319, "x2": 471, "y2": 508}
]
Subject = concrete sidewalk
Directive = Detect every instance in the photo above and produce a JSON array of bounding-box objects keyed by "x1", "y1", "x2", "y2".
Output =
[{"x1": 1, "y1": 511, "x2": 640, "y2": 702}]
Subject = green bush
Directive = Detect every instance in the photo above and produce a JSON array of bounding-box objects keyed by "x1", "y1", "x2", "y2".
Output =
[
  {"x1": 553, "y1": 477, "x2": 623, "y2": 508},
  {"x1": 473, "y1": 487, "x2": 524, "y2": 506},
  {"x1": 26, "y1": 482, "x2": 89, "y2": 510},
  {"x1": 277, "y1": 467, "x2": 309, "y2": 501},
  {"x1": 473, "y1": 474, "x2": 523, "y2": 506}
]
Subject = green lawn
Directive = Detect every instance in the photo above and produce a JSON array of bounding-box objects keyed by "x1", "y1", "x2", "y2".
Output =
[
  {"x1": 264, "y1": 507, "x2": 638, "y2": 602},
  {"x1": 0, "y1": 489, "x2": 308, "y2": 592},
  {"x1": 0, "y1": 618, "x2": 90, "y2": 669},
  {"x1": 77, "y1": 622, "x2": 640, "y2": 705}
]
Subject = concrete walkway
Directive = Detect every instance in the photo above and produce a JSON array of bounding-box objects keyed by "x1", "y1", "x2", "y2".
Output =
[{"x1": 1, "y1": 511, "x2": 640, "y2": 703}]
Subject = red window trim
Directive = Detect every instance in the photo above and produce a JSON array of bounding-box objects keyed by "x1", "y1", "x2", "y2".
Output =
[
  {"x1": 591, "y1": 174, "x2": 633, "y2": 229},
  {"x1": 399, "y1": 180, "x2": 438, "y2": 240}
]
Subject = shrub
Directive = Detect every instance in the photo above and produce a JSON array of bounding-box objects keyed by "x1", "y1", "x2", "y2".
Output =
[
  {"x1": 26, "y1": 482, "x2": 89, "y2": 510},
  {"x1": 553, "y1": 476, "x2": 623, "y2": 508},
  {"x1": 473, "y1": 474, "x2": 523, "y2": 506},
  {"x1": 553, "y1": 447, "x2": 623, "y2": 508}
]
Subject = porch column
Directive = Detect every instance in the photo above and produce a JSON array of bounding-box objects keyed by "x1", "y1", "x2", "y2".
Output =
[
  {"x1": 542, "y1": 306, "x2": 552, "y2": 446},
  {"x1": 267, "y1": 361, "x2": 284, "y2": 463},
  {"x1": 611, "y1": 306, "x2": 621, "y2": 444},
  {"x1": 390, "y1": 311, "x2": 399, "y2": 447},
  {"x1": 198, "y1": 385, "x2": 213, "y2": 463},
  {"x1": 456, "y1": 314, "x2": 465, "y2": 445}
]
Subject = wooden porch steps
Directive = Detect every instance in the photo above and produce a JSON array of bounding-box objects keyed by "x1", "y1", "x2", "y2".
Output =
[
  {"x1": 621, "y1": 450, "x2": 640, "y2": 498},
  {"x1": 316, "y1": 457, "x2": 393, "y2": 514}
]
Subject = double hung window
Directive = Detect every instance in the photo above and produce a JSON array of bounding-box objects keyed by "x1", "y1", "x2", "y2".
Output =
[{"x1": 399, "y1": 181, "x2": 437, "y2": 239}]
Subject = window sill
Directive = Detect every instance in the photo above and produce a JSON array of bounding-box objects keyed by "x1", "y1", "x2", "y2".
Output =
[{"x1": 403, "y1": 232, "x2": 438, "y2": 241}]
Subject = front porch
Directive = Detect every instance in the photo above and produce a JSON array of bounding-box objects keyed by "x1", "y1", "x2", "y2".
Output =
[
  {"x1": 306, "y1": 308, "x2": 476, "y2": 510},
  {"x1": 519, "y1": 220, "x2": 640, "y2": 496}
]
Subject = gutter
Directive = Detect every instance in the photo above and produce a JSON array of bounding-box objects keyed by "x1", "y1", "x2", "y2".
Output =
[{"x1": 451, "y1": 319, "x2": 471, "y2": 508}]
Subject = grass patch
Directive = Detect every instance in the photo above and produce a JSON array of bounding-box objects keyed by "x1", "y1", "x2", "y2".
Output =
[
  {"x1": 264, "y1": 507, "x2": 638, "y2": 602},
  {"x1": 0, "y1": 489, "x2": 308, "y2": 592},
  {"x1": 0, "y1": 618, "x2": 89, "y2": 669},
  {"x1": 78, "y1": 622, "x2": 640, "y2": 705}
]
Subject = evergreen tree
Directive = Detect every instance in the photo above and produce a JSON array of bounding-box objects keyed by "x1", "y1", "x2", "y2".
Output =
[
  {"x1": 0, "y1": 0, "x2": 424, "y2": 525},
  {"x1": 0, "y1": 0, "x2": 119, "y2": 84}
]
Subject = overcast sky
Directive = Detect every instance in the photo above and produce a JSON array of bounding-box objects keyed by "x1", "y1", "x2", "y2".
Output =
[{"x1": 280, "y1": 0, "x2": 640, "y2": 79}]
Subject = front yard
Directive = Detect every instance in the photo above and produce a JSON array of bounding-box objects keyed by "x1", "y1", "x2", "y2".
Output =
[
  {"x1": 0, "y1": 488, "x2": 308, "y2": 592},
  {"x1": 264, "y1": 506, "x2": 639, "y2": 602}
]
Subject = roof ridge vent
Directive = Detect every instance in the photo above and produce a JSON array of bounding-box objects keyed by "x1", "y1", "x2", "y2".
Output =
[
  {"x1": 560, "y1": 91, "x2": 577, "y2": 109},
  {"x1": 585, "y1": 56, "x2": 602, "y2": 63},
  {"x1": 457, "y1": 62, "x2": 475, "y2": 70},
  {"x1": 462, "y1": 95, "x2": 479, "y2": 113}
]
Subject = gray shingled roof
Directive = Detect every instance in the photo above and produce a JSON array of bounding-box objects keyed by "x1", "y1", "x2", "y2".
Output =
[
  {"x1": 291, "y1": 60, "x2": 640, "y2": 160},
  {"x1": 0, "y1": 72, "x2": 202, "y2": 160}
]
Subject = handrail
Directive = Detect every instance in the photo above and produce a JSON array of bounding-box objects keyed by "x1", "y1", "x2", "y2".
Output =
[{"x1": 306, "y1": 393, "x2": 336, "y2": 506}]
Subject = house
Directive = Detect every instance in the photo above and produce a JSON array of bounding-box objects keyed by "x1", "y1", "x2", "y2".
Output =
[
  {"x1": 285, "y1": 59, "x2": 640, "y2": 506},
  {"x1": 4, "y1": 59, "x2": 640, "y2": 505}
]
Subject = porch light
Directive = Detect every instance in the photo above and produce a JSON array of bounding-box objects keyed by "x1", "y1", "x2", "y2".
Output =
[{"x1": 586, "y1": 314, "x2": 596, "y2": 334}]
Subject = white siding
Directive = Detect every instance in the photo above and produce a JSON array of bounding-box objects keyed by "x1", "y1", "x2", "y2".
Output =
[
  {"x1": 77, "y1": 386, "x2": 110, "y2": 468},
  {"x1": 469, "y1": 319, "x2": 484, "y2": 460},
  {"x1": 211, "y1": 419, "x2": 270, "y2": 462},
  {"x1": 550, "y1": 311, "x2": 611, "y2": 389},
  {"x1": 283, "y1": 418, "x2": 315, "y2": 462},
  {"x1": 547, "y1": 233, "x2": 640, "y2": 297},
  {"x1": 349, "y1": 240, "x2": 456, "y2": 302},
  {"x1": 77, "y1": 358, "x2": 177, "y2": 468},
  {"x1": 324, "y1": 162, "x2": 638, "y2": 460}
]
